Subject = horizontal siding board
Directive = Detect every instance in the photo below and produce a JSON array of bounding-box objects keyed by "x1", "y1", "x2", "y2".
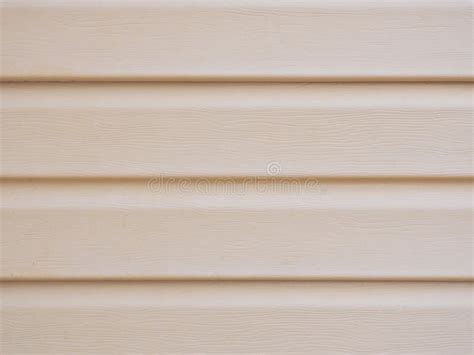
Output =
[
  {"x1": 1, "y1": 0, "x2": 472, "y2": 81},
  {"x1": 1, "y1": 281, "x2": 472, "y2": 353},
  {"x1": 1, "y1": 179, "x2": 471, "y2": 280},
  {"x1": 1, "y1": 83, "x2": 472, "y2": 177}
]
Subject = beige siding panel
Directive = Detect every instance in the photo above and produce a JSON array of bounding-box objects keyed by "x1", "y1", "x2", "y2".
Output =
[
  {"x1": 1, "y1": 0, "x2": 472, "y2": 81},
  {"x1": 1, "y1": 179, "x2": 471, "y2": 280},
  {"x1": 1, "y1": 281, "x2": 472, "y2": 353},
  {"x1": 2, "y1": 83, "x2": 472, "y2": 177}
]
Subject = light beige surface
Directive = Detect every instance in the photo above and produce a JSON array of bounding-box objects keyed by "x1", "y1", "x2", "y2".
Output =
[
  {"x1": 2, "y1": 83, "x2": 472, "y2": 177},
  {"x1": 1, "y1": 178, "x2": 472, "y2": 280},
  {"x1": 1, "y1": 0, "x2": 472, "y2": 352},
  {"x1": 1, "y1": 281, "x2": 472, "y2": 353},
  {"x1": 1, "y1": 0, "x2": 472, "y2": 81}
]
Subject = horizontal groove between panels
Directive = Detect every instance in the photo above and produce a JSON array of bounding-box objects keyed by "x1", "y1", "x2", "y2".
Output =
[
  {"x1": 1, "y1": 80, "x2": 474, "y2": 84},
  {"x1": 2, "y1": 79, "x2": 474, "y2": 83},
  {"x1": 1, "y1": 280, "x2": 473, "y2": 284},
  {"x1": 1, "y1": 277, "x2": 472, "y2": 282},
  {"x1": 1, "y1": 176, "x2": 473, "y2": 182}
]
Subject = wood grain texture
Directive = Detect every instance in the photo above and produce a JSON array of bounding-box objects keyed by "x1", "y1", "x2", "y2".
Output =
[
  {"x1": 2, "y1": 83, "x2": 472, "y2": 177},
  {"x1": 1, "y1": 0, "x2": 472, "y2": 81},
  {"x1": 1, "y1": 281, "x2": 472, "y2": 354},
  {"x1": 1, "y1": 179, "x2": 471, "y2": 280}
]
